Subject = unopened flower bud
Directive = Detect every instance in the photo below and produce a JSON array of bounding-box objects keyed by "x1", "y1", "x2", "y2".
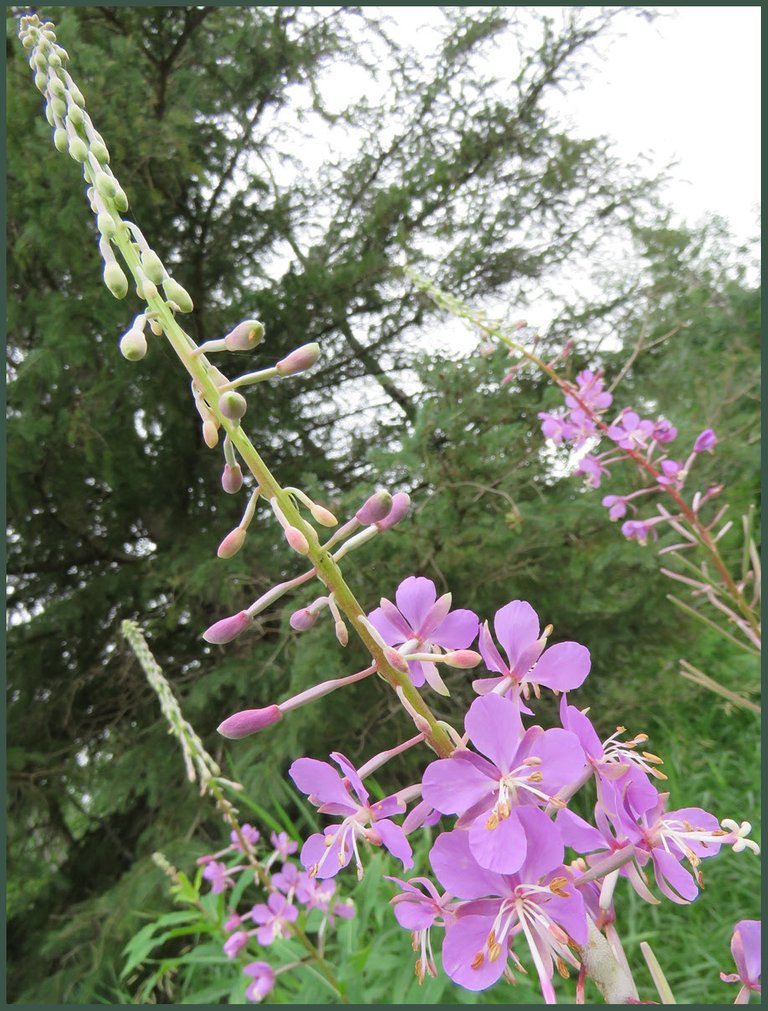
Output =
[
  {"x1": 442, "y1": 650, "x2": 482, "y2": 669},
  {"x1": 218, "y1": 391, "x2": 247, "y2": 422},
  {"x1": 375, "y1": 491, "x2": 411, "y2": 530},
  {"x1": 141, "y1": 250, "x2": 165, "y2": 286},
  {"x1": 66, "y1": 101, "x2": 84, "y2": 127},
  {"x1": 310, "y1": 503, "x2": 337, "y2": 527},
  {"x1": 148, "y1": 318, "x2": 164, "y2": 337},
  {"x1": 68, "y1": 136, "x2": 88, "y2": 162},
  {"x1": 33, "y1": 51, "x2": 47, "y2": 70},
  {"x1": 383, "y1": 647, "x2": 410, "y2": 675},
  {"x1": 68, "y1": 82, "x2": 85, "y2": 107},
  {"x1": 223, "y1": 319, "x2": 265, "y2": 352},
  {"x1": 119, "y1": 329, "x2": 147, "y2": 361},
  {"x1": 162, "y1": 277, "x2": 194, "y2": 313},
  {"x1": 285, "y1": 526, "x2": 309, "y2": 555},
  {"x1": 203, "y1": 609, "x2": 252, "y2": 645},
  {"x1": 94, "y1": 171, "x2": 116, "y2": 200},
  {"x1": 113, "y1": 186, "x2": 129, "y2": 212},
  {"x1": 50, "y1": 96, "x2": 67, "y2": 119},
  {"x1": 90, "y1": 140, "x2": 110, "y2": 164},
  {"x1": 53, "y1": 127, "x2": 68, "y2": 153},
  {"x1": 96, "y1": 211, "x2": 115, "y2": 237},
  {"x1": 693, "y1": 429, "x2": 717, "y2": 453},
  {"x1": 335, "y1": 621, "x2": 349, "y2": 647},
  {"x1": 217, "y1": 526, "x2": 247, "y2": 559},
  {"x1": 222, "y1": 463, "x2": 244, "y2": 494},
  {"x1": 103, "y1": 261, "x2": 128, "y2": 299},
  {"x1": 202, "y1": 418, "x2": 219, "y2": 448},
  {"x1": 34, "y1": 71, "x2": 47, "y2": 93},
  {"x1": 217, "y1": 705, "x2": 282, "y2": 739},
  {"x1": 139, "y1": 278, "x2": 158, "y2": 301},
  {"x1": 275, "y1": 342, "x2": 320, "y2": 377},
  {"x1": 290, "y1": 607, "x2": 317, "y2": 631},
  {"x1": 356, "y1": 490, "x2": 393, "y2": 525}
]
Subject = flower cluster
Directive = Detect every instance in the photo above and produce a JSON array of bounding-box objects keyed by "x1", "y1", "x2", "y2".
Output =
[
  {"x1": 197, "y1": 824, "x2": 354, "y2": 1002},
  {"x1": 220, "y1": 575, "x2": 757, "y2": 1004}
]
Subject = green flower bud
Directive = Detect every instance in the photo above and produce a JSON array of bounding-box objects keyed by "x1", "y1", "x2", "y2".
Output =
[
  {"x1": 68, "y1": 137, "x2": 88, "y2": 162},
  {"x1": 49, "y1": 53, "x2": 62, "y2": 69},
  {"x1": 138, "y1": 278, "x2": 158, "y2": 301},
  {"x1": 97, "y1": 211, "x2": 116, "y2": 238},
  {"x1": 218, "y1": 391, "x2": 248, "y2": 422},
  {"x1": 148, "y1": 319, "x2": 164, "y2": 337},
  {"x1": 34, "y1": 71, "x2": 47, "y2": 93},
  {"x1": 48, "y1": 75, "x2": 65, "y2": 98},
  {"x1": 68, "y1": 82, "x2": 85, "y2": 107},
  {"x1": 162, "y1": 277, "x2": 194, "y2": 313},
  {"x1": 22, "y1": 35, "x2": 34, "y2": 50},
  {"x1": 120, "y1": 329, "x2": 148, "y2": 361},
  {"x1": 95, "y1": 172, "x2": 117, "y2": 200},
  {"x1": 66, "y1": 102, "x2": 84, "y2": 127},
  {"x1": 103, "y1": 262, "x2": 128, "y2": 299},
  {"x1": 51, "y1": 96, "x2": 67, "y2": 120},
  {"x1": 140, "y1": 250, "x2": 165, "y2": 285},
  {"x1": 53, "y1": 127, "x2": 68, "y2": 153},
  {"x1": 90, "y1": 141, "x2": 110, "y2": 165},
  {"x1": 113, "y1": 187, "x2": 129, "y2": 212},
  {"x1": 33, "y1": 51, "x2": 47, "y2": 70}
]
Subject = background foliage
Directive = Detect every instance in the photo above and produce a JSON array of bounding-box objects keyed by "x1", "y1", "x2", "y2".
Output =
[{"x1": 6, "y1": 5, "x2": 760, "y2": 1003}]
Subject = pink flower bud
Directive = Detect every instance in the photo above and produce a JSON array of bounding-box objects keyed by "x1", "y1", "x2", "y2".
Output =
[
  {"x1": 223, "y1": 319, "x2": 265, "y2": 352},
  {"x1": 694, "y1": 428, "x2": 717, "y2": 453},
  {"x1": 442, "y1": 649, "x2": 482, "y2": 669},
  {"x1": 310, "y1": 504, "x2": 338, "y2": 527},
  {"x1": 356, "y1": 490, "x2": 393, "y2": 525},
  {"x1": 275, "y1": 342, "x2": 320, "y2": 377},
  {"x1": 217, "y1": 527, "x2": 247, "y2": 559},
  {"x1": 375, "y1": 492, "x2": 411, "y2": 530},
  {"x1": 335, "y1": 621, "x2": 349, "y2": 646},
  {"x1": 224, "y1": 913, "x2": 243, "y2": 932},
  {"x1": 203, "y1": 418, "x2": 219, "y2": 448},
  {"x1": 383, "y1": 647, "x2": 409, "y2": 675},
  {"x1": 222, "y1": 463, "x2": 244, "y2": 494},
  {"x1": 217, "y1": 705, "x2": 282, "y2": 739},
  {"x1": 285, "y1": 526, "x2": 309, "y2": 554},
  {"x1": 203, "y1": 610, "x2": 252, "y2": 644},
  {"x1": 223, "y1": 930, "x2": 250, "y2": 959},
  {"x1": 290, "y1": 607, "x2": 317, "y2": 631},
  {"x1": 218, "y1": 391, "x2": 247, "y2": 422}
]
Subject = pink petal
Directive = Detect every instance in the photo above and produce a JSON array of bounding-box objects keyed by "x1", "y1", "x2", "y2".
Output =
[
  {"x1": 468, "y1": 806, "x2": 528, "y2": 874},
  {"x1": 652, "y1": 848, "x2": 699, "y2": 903},
  {"x1": 432, "y1": 608, "x2": 480, "y2": 649},
  {"x1": 442, "y1": 915, "x2": 507, "y2": 990},
  {"x1": 465, "y1": 694, "x2": 524, "y2": 772},
  {"x1": 530, "y1": 642, "x2": 591, "y2": 691},
  {"x1": 289, "y1": 758, "x2": 357, "y2": 812},
  {"x1": 514, "y1": 806, "x2": 565, "y2": 882},
  {"x1": 378, "y1": 598, "x2": 413, "y2": 640},
  {"x1": 367, "y1": 606, "x2": 407, "y2": 646},
  {"x1": 478, "y1": 622, "x2": 508, "y2": 675},
  {"x1": 375, "y1": 819, "x2": 414, "y2": 869},
  {"x1": 493, "y1": 600, "x2": 540, "y2": 671},
  {"x1": 732, "y1": 920, "x2": 761, "y2": 986},
  {"x1": 419, "y1": 592, "x2": 453, "y2": 638},
  {"x1": 330, "y1": 752, "x2": 369, "y2": 806},
  {"x1": 429, "y1": 829, "x2": 508, "y2": 899},
  {"x1": 395, "y1": 576, "x2": 437, "y2": 631},
  {"x1": 422, "y1": 753, "x2": 498, "y2": 816}
]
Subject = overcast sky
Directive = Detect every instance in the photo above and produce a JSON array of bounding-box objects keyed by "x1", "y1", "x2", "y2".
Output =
[{"x1": 370, "y1": 5, "x2": 760, "y2": 246}]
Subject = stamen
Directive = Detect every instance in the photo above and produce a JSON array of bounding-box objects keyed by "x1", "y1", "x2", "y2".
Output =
[
  {"x1": 471, "y1": 951, "x2": 485, "y2": 970},
  {"x1": 556, "y1": 957, "x2": 569, "y2": 979},
  {"x1": 548, "y1": 876, "x2": 569, "y2": 898}
]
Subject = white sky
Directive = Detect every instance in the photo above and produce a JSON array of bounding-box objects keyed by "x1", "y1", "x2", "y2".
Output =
[{"x1": 365, "y1": 6, "x2": 760, "y2": 246}]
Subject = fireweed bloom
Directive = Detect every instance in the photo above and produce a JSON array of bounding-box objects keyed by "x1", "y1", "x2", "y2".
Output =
[
  {"x1": 387, "y1": 875, "x2": 458, "y2": 984},
  {"x1": 432, "y1": 819, "x2": 587, "y2": 1000},
  {"x1": 270, "y1": 830, "x2": 298, "y2": 861},
  {"x1": 422, "y1": 694, "x2": 584, "y2": 873},
  {"x1": 202, "y1": 859, "x2": 240, "y2": 894},
  {"x1": 251, "y1": 892, "x2": 298, "y2": 945},
  {"x1": 289, "y1": 751, "x2": 413, "y2": 879},
  {"x1": 474, "y1": 599, "x2": 591, "y2": 705},
  {"x1": 606, "y1": 410, "x2": 655, "y2": 451},
  {"x1": 720, "y1": 919, "x2": 761, "y2": 1003},
  {"x1": 243, "y1": 961, "x2": 275, "y2": 1003},
  {"x1": 575, "y1": 452, "x2": 610, "y2": 488},
  {"x1": 368, "y1": 576, "x2": 479, "y2": 691}
]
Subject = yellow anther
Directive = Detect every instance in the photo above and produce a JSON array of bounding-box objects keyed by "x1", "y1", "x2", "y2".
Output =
[
  {"x1": 556, "y1": 957, "x2": 570, "y2": 979},
  {"x1": 615, "y1": 725, "x2": 626, "y2": 733},
  {"x1": 471, "y1": 951, "x2": 485, "y2": 970},
  {"x1": 415, "y1": 960, "x2": 425, "y2": 984},
  {"x1": 325, "y1": 836, "x2": 333, "y2": 847},
  {"x1": 411, "y1": 932, "x2": 419, "y2": 953},
  {"x1": 527, "y1": 771, "x2": 543, "y2": 783},
  {"x1": 549, "y1": 876, "x2": 570, "y2": 898},
  {"x1": 642, "y1": 751, "x2": 663, "y2": 764},
  {"x1": 486, "y1": 813, "x2": 499, "y2": 830},
  {"x1": 488, "y1": 942, "x2": 503, "y2": 962},
  {"x1": 497, "y1": 802, "x2": 511, "y2": 820},
  {"x1": 650, "y1": 767, "x2": 668, "y2": 781}
]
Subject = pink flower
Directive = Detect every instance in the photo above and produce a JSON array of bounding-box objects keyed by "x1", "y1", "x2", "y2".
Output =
[
  {"x1": 387, "y1": 875, "x2": 457, "y2": 983},
  {"x1": 289, "y1": 752, "x2": 413, "y2": 879},
  {"x1": 657, "y1": 459, "x2": 685, "y2": 489},
  {"x1": 243, "y1": 961, "x2": 275, "y2": 1003},
  {"x1": 694, "y1": 428, "x2": 717, "y2": 453},
  {"x1": 251, "y1": 892, "x2": 298, "y2": 945},
  {"x1": 566, "y1": 369, "x2": 613, "y2": 413},
  {"x1": 474, "y1": 599, "x2": 591, "y2": 703},
  {"x1": 607, "y1": 410, "x2": 655, "y2": 451},
  {"x1": 270, "y1": 830, "x2": 298, "y2": 861},
  {"x1": 652, "y1": 418, "x2": 678, "y2": 443},
  {"x1": 422, "y1": 695, "x2": 584, "y2": 874},
  {"x1": 602, "y1": 494, "x2": 629, "y2": 520},
  {"x1": 621, "y1": 519, "x2": 660, "y2": 545},
  {"x1": 576, "y1": 453, "x2": 610, "y2": 488},
  {"x1": 202, "y1": 860, "x2": 238, "y2": 894},
  {"x1": 223, "y1": 930, "x2": 249, "y2": 959},
  {"x1": 720, "y1": 919, "x2": 761, "y2": 1002},
  {"x1": 432, "y1": 826, "x2": 586, "y2": 1000},
  {"x1": 368, "y1": 576, "x2": 479, "y2": 691}
]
